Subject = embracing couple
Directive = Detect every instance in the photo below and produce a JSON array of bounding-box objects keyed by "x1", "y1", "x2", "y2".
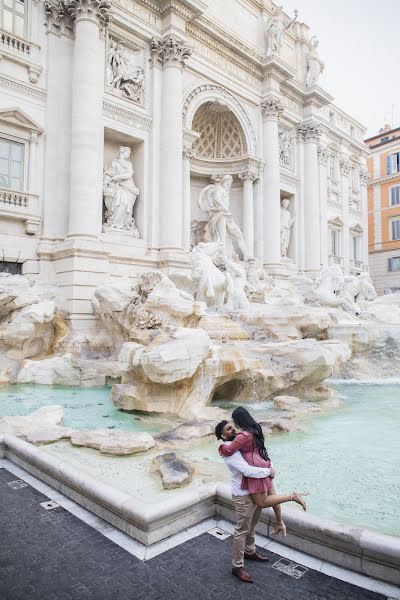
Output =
[{"x1": 215, "y1": 407, "x2": 307, "y2": 584}]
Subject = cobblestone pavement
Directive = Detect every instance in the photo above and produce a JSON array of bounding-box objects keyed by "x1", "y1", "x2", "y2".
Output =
[{"x1": 0, "y1": 467, "x2": 388, "y2": 600}]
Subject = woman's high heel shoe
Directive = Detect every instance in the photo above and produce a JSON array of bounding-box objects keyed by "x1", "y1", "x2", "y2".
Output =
[
  {"x1": 290, "y1": 492, "x2": 309, "y2": 512},
  {"x1": 270, "y1": 521, "x2": 287, "y2": 537}
]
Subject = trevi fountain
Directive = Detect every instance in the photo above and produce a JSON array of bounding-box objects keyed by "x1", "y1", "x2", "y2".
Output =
[{"x1": 0, "y1": 0, "x2": 399, "y2": 585}]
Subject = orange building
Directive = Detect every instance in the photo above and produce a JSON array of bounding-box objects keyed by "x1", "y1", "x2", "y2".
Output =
[{"x1": 366, "y1": 124, "x2": 400, "y2": 293}]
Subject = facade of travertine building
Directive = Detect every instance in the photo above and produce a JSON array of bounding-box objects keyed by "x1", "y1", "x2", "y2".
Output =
[
  {"x1": 367, "y1": 124, "x2": 400, "y2": 294},
  {"x1": 0, "y1": 0, "x2": 369, "y2": 328}
]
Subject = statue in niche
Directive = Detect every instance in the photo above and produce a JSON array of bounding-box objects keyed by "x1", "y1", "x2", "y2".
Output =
[
  {"x1": 198, "y1": 174, "x2": 251, "y2": 261},
  {"x1": 279, "y1": 130, "x2": 293, "y2": 167},
  {"x1": 280, "y1": 198, "x2": 294, "y2": 258},
  {"x1": 103, "y1": 146, "x2": 140, "y2": 236},
  {"x1": 305, "y1": 36, "x2": 324, "y2": 87},
  {"x1": 107, "y1": 39, "x2": 144, "y2": 102},
  {"x1": 264, "y1": 6, "x2": 298, "y2": 58}
]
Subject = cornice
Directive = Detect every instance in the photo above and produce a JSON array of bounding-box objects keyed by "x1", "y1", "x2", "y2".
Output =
[
  {"x1": 0, "y1": 75, "x2": 47, "y2": 103},
  {"x1": 190, "y1": 154, "x2": 263, "y2": 176},
  {"x1": 368, "y1": 172, "x2": 400, "y2": 187},
  {"x1": 103, "y1": 100, "x2": 152, "y2": 131}
]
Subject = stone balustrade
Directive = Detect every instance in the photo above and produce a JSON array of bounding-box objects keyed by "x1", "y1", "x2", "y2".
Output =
[{"x1": 0, "y1": 188, "x2": 40, "y2": 234}]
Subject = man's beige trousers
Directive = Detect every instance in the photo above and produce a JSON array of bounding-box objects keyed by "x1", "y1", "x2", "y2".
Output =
[{"x1": 231, "y1": 494, "x2": 262, "y2": 568}]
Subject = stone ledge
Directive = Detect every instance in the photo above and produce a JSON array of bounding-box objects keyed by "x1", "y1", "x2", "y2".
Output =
[{"x1": 1, "y1": 434, "x2": 399, "y2": 586}]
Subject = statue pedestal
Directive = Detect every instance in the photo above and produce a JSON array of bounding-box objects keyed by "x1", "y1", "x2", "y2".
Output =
[{"x1": 265, "y1": 258, "x2": 297, "y2": 286}]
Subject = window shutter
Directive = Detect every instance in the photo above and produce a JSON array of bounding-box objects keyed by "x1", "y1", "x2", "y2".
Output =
[
  {"x1": 387, "y1": 155, "x2": 391, "y2": 175},
  {"x1": 388, "y1": 258, "x2": 393, "y2": 271}
]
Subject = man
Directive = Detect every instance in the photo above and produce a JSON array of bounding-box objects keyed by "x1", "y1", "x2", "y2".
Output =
[{"x1": 215, "y1": 420, "x2": 274, "y2": 583}]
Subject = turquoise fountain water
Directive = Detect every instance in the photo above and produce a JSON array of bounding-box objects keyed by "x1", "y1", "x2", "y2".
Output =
[
  {"x1": 1, "y1": 382, "x2": 399, "y2": 535},
  {"x1": 0, "y1": 384, "x2": 176, "y2": 434}
]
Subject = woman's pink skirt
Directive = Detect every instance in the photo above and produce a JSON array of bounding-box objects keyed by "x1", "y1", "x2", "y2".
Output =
[{"x1": 241, "y1": 475, "x2": 273, "y2": 494}]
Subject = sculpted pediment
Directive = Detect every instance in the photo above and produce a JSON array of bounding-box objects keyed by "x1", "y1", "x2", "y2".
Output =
[{"x1": 0, "y1": 108, "x2": 43, "y2": 134}]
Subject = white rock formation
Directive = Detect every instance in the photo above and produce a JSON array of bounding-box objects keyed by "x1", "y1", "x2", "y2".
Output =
[
  {"x1": 140, "y1": 328, "x2": 210, "y2": 384},
  {"x1": 16, "y1": 354, "x2": 106, "y2": 387},
  {"x1": 70, "y1": 429, "x2": 155, "y2": 455},
  {"x1": 152, "y1": 452, "x2": 193, "y2": 489},
  {"x1": 0, "y1": 405, "x2": 64, "y2": 437},
  {"x1": 0, "y1": 274, "x2": 65, "y2": 363}
]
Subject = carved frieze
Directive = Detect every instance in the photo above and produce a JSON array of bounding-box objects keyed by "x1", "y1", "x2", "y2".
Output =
[{"x1": 106, "y1": 37, "x2": 144, "y2": 104}]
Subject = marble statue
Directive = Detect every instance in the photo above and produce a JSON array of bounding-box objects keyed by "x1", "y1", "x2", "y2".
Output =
[
  {"x1": 279, "y1": 130, "x2": 293, "y2": 166},
  {"x1": 305, "y1": 36, "x2": 324, "y2": 87},
  {"x1": 245, "y1": 258, "x2": 273, "y2": 303},
  {"x1": 314, "y1": 266, "x2": 360, "y2": 314},
  {"x1": 103, "y1": 146, "x2": 140, "y2": 236},
  {"x1": 107, "y1": 39, "x2": 144, "y2": 102},
  {"x1": 264, "y1": 6, "x2": 298, "y2": 58},
  {"x1": 343, "y1": 273, "x2": 377, "y2": 309},
  {"x1": 198, "y1": 175, "x2": 251, "y2": 260},
  {"x1": 280, "y1": 198, "x2": 294, "y2": 258},
  {"x1": 224, "y1": 255, "x2": 250, "y2": 311},
  {"x1": 191, "y1": 242, "x2": 227, "y2": 308}
]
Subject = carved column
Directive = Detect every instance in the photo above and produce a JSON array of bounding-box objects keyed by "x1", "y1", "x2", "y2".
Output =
[
  {"x1": 239, "y1": 170, "x2": 258, "y2": 257},
  {"x1": 297, "y1": 120, "x2": 322, "y2": 274},
  {"x1": 182, "y1": 144, "x2": 196, "y2": 252},
  {"x1": 340, "y1": 157, "x2": 351, "y2": 274},
  {"x1": 152, "y1": 35, "x2": 192, "y2": 251},
  {"x1": 261, "y1": 97, "x2": 284, "y2": 269},
  {"x1": 360, "y1": 165, "x2": 369, "y2": 269},
  {"x1": 67, "y1": 0, "x2": 112, "y2": 238},
  {"x1": 318, "y1": 145, "x2": 329, "y2": 268}
]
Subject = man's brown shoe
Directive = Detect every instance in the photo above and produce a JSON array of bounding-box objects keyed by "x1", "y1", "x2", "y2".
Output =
[
  {"x1": 244, "y1": 551, "x2": 269, "y2": 562},
  {"x1": 231, "y1": 567, "x2": 254, "y2": 583}
]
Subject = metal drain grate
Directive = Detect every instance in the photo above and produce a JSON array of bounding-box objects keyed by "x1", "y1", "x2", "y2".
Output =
[
  {"x1": 272, "y1": 558, "x2": 309, "y2": 579},
  {"x1": 207, "y1": 527, "x2": 231, "y2": 540},
  {"x1": 40, "y1": 500, "x2": 60, "y2": 511},
  {"x1": 7, "y1": 480, "x2": 28, "y2": 490}
]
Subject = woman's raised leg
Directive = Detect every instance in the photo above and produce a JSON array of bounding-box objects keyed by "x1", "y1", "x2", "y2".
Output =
[{"x1": 251, "y1": 491, "x2": 307, "y2": 511}]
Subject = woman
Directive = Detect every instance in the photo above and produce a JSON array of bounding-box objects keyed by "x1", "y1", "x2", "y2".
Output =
[{"x1": 219, "y1": 407, "x2": 307, "y2": 537}]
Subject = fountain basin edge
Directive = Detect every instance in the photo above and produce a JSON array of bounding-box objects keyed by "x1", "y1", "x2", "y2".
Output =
[{"x1": 1, "y1": 434, "x2": 399, "y2": 586}]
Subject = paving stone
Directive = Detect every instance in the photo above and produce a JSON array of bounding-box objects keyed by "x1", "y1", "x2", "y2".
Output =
[{"x1": 0, "y1": 467, "x2": 387, "y2": 600}]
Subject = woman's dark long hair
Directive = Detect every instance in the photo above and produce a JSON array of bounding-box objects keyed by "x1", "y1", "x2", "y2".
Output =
[{"x1": 232, "y1": 406, "x2": 269, "y2": 461}]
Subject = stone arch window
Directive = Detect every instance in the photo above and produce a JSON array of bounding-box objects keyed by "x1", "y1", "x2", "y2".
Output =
[{"x1": 192, "y1": 102, "x2": 247, "y2": 159}]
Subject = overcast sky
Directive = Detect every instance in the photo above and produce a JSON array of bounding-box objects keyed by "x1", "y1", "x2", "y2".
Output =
[{"x1": 280, "y1": 0, "x2": 400, "y2": 137}]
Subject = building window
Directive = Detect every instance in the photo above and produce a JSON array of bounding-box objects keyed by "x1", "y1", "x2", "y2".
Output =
[
  {"x1": 388, "y1": 257, "x2": 400, "y2": 272},
  {"x1": 329, "y1": 111, "x2": 335, "y2": 125},
  {"x1": 0, "y1": 0, "x2": 25, "y2": 37},
  {"x1": 329, "y1": 154, "x2": 336, "y2": 179},
  {"x1": 381, "y1": 136, "x2": 390, "y2": 143},
  {"x1": 350, "y1": 125, "x2": 355, "y2": 137},
  {"x1": 0, "y1": 138, "x2": 24, "y2": 191},
  {"x1": 390, "y1": 219, "x2": 400, "y2": 241},
  {"x1": 387, "y1": 152, "x2": 400, "y2": 175},
  {"x1": 352, "y1": 236, "x2": 359, "y2": 260},
  {"x1": 0, "y1": 260, "x2": 21, "y2": 275},
  {"x1": 390, "y1": 186, "x2": 400, "y2": 206},
  {"x1": 331, "y1": 230, "x2": 338, "y2": 256}
]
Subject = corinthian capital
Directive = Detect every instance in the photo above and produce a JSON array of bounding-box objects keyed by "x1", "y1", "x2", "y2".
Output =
[
  {"x1": 297, "y1": 120, "x2": 322, "y2": 143},
  {"x1": 238, "y1": 170, "x2": 259, "y2": 182},
  {"x1": 261, "y1": 96, "x2": 284, "y2": 120},
  {"x1": 151, "y1": 35, "x2": 192, "y2": 67},
  {"x1": 67, "y1": 0, "x2": 112, "y2": 25},
  {"x1": 339, "y1": 157, "x2": 351, "y2": 176},
  {"x1": 360, "y1": 167, "x2": 369, "y2": 185}
]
